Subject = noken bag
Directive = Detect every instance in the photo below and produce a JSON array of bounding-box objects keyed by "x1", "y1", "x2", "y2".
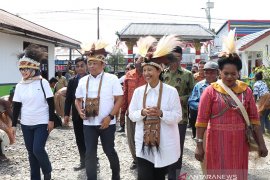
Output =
[
  {"x1": 85, "y1": 73, "x2": 104, "y2": 118},
  {"x1": 85, "y1": 97, "x2": 100, "y2": 117}
]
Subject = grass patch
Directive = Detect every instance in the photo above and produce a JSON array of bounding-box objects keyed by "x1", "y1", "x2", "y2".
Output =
[{"x1": 0, "y1": 85, "x2": 15, "y2": 97}]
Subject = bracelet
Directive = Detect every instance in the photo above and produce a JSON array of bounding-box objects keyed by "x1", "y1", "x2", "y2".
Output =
[{"x1": 194, "y1": 138, "x2": 203, "y2": 143}]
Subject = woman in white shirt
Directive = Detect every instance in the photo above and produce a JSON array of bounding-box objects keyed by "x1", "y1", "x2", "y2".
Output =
[
  {"x1": 128, "y1": 35, "x2": 182, "y2": 180},
  {"x1": 12, "y1": 44, "x2": 54, "y2": 180}
]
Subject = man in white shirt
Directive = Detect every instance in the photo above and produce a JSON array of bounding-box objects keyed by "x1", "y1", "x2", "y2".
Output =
[{"x1": 75, "y1": 42, "x2": 123, "y2": 180}]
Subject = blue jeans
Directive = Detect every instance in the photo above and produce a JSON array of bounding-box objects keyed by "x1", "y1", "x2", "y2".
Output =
[
  {"x1": 260, "y1": 109, "x2": 270, "y2": 133},
  {"x1": 21, "y1": 124, "x2": 52, "y2": 180},
  {"x1": 83, "y1": 124, "x2": 120, "y2": 180}
]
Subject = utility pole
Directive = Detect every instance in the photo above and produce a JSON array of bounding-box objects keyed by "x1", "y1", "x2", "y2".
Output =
[
  {"x1": 202, "y1": 0, "x2": 214, "y2": 60},
  {"x1": 97, "y1": 6, "x2": 100, "y2": 40},
  {"x1": 202, "y1": 0, "x2": 214, "y2": 30}
]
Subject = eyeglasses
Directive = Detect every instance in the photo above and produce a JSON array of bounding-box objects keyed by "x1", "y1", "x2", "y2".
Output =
[
  {"x1": 75, "y1": 65, "x2": 85, "y2": 68},
  {"x1": 19, "y1": 68, "x2": 31, "y2": 72},
  {"x1": 125, "y1": 68, "x2": 130, "y2": 70}
]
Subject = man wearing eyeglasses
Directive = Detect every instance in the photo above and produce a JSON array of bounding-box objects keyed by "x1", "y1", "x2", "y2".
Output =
[{"x1": 64, "y1": 57, "x2": 88, "y2": 171}]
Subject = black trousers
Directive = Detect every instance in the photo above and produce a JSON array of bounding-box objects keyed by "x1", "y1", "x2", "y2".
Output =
[
  {"x1": 84, "y1": 125, "x2": 120, "y2": 180},
  {"x1": 168, "y1": 123, "x2": 187, "y2": 180},
  {"x1": 189, "y1": 108, "x2": 198, "y2": 139},
  {"x1": 72, "y1": 114, "x2": 86, "y2": 164},
  {"x1": 137, "y1": 157, "x2": 167, "y2": 180}
]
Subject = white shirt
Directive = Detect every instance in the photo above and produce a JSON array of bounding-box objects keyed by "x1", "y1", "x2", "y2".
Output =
[
  {"x1": 128, "y1": 82, "x2": 182, "y2": 168},
  {"x1": 13, "y1": 79, "x2": 53, "y2": 125},
  {"x1": 118, "y1": 75, "x2": 126, "y2": 84},
  {"x1": 75, "y1": 72, "x2": 123, "y2": 126}
]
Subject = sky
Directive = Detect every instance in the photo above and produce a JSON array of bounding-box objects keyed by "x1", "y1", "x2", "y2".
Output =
[{"x1": 1, "y1": 0, "x2": 270, "y2": 49}]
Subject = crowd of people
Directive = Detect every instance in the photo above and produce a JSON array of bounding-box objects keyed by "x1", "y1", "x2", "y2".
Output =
[{"x1": 0, "y1": 30, "x2": 269, "y2": 180}]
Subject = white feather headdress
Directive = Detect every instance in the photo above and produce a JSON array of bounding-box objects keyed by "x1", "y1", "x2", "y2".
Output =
[
  {"x1": 81, "y1": 40, "x2": 109, "y2": 54},
  {"x1": 137, "y1": 36, "x2": 157, "y2": 58},
  {"x1": 94, "y1": 40, "x2": 109, "y2": 50},
  {"x1": 153, "y1": 35, "x2": 180, "y2": 58},
  {"x1": 219, "y1": 29, "x2": 238, "y2": 57},
  {"x1": 140, "y1": 35, "x2": 181, "y2": 70},
  {"x1": 82, "y1": 40, "x2": 109, "y2": 63}
]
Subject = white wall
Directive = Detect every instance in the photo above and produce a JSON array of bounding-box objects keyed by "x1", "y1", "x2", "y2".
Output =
[
  {"x1": 0, "y1": 32, "x2": 55, "y2": 84},
  {"x1": 243, "y1": 35, "x2": 270, "y2": 67},
  {"x1": 214, "y1": 23, "x2": 229, "y2": 53}
]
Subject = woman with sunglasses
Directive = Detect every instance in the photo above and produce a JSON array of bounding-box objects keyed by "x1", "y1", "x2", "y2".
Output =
[{"x1": 12, "y1": 44, "x2": 54, "y2": 180}]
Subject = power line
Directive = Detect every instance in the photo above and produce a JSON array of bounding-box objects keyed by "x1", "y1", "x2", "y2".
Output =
[
  {"x1": 17, "y1": 9, "x2": 96, "y2": 15},
  {"x1": 100, "y1": 8, "x2": 227, "y2": 21},
  {"x1": 29, "y1": 12, "x2": 224, "y2": 26},
  {"x1": 17, "y1": 7, "x2": 227, "y2": 21}
]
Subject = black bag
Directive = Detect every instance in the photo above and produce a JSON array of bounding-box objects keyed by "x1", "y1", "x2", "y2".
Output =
[{"x1": 40, "y1": 79, "x2": 62, "y2": 128}]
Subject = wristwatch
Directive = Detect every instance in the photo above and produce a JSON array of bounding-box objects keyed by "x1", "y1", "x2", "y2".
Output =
[
  {"x1": 159, "y1": 110, "x2": 163, "y2": 118},
  {"x1": 108, "y1": 114, "x2": 114, "y2": 120},
  {"x1": 194, "y1": 138, "x2": 203, "y2": 143}
]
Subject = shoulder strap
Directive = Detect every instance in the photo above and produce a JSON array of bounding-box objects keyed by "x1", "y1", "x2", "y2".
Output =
[
  {"x1": 40, "y1": 79, "x2": 46, "y2": 100},
  {"x1": 157, "y1": 82, "x2": 163, "y2": 109},
  {"x1": 143, "y1": 84, "x2": 148, "y2": 108},
  {"x1": 97, "y1": 73, "x2": 104, "y2": 98},
  {"x1": 86, "y1": 76, "x2": 90, "y2": 98},
  {"x1": 86, "y1": 73, "x2": 104, "y2": 98},
  {"x1": 143, "y1": 81, "x2": 163, "y2": 109},
  {"x1": 217, "y1": 80, "x2": 250, "y2": 126}
]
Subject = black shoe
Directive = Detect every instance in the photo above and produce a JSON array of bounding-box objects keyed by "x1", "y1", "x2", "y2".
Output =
[
  {"x1": 130, "y1": 162, "x2": 137, "y2": 170},
  {"x1": 44, "y1": 173, "x2": 51, "y2": 180},
  {"x1": 117, "y1": 126, "x2": 125, "y2": 133},
  {"x1": 73, "y1": 163, "x2": 85, "y2": 171},
  {"x1": 112, "y1": 174, "x2": 120, "y2": 180}
]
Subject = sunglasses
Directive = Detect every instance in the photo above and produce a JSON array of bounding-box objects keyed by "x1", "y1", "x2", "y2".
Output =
[{"x1": 19, "y1": 68, "x2": 31, "y2": 72}]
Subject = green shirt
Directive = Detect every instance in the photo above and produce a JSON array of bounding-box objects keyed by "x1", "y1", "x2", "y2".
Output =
[{"x1": 163, "y1": 67, "x2": 195, "y2": 124}]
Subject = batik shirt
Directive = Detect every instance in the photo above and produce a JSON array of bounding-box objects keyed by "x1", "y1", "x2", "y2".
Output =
[
  {"x1": 253, "y1": 80, "x2": 269, "y2": 100},
  {"x1": 163, "y1": 67, "x2": 194, "y2": 123}
]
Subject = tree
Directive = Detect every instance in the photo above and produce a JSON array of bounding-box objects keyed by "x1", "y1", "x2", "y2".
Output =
[{"x1": 106, "y1": 46, "x2": 126, "y2": 74}]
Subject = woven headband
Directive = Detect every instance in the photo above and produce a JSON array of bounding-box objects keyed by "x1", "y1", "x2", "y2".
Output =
[{"x1": 19, "y1": 57, "x2": 40, "y2": 70}]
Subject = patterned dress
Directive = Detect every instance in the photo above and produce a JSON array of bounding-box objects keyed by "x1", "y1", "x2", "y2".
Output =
[{"x1": 196, "y1": 80, "x2": 260, "y2": 179}]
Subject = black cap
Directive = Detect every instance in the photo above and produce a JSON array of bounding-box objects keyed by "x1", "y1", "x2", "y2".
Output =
[{"x1": 173, "y1": 46, "x2": 182, "y2": 54}]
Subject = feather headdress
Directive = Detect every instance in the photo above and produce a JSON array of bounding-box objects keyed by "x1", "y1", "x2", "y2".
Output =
[
  {"x1": 137, "y1": 36, "x2": 157, "y2": 58},
  {"x1": 82, "y1": 40, "x2": 109, "y2": 63},
  {"x1": 142, "y1": 35, "x2": 180, "y2": 70},
  {"x1": 153, "y1": 35, "x2": 180, "y2": 58},
  {"x1": 94, "y1": 40, "x2": 109, "y2": 51},
  {"x1": 219, "y1": 29, "x2": 238, "y2": 57}
]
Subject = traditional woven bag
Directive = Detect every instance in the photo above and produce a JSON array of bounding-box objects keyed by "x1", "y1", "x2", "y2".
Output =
[
  {"x1": 85, "y1": 73, "x2": 103, "y2": 118},
  {"x1": 142, "y1": 82, "x2": 163, "y2": 147}
]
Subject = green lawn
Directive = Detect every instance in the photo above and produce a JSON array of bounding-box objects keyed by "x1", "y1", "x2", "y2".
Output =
[{"x1": 0, "y1": 85, "x2": 15, "y2": 97}]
